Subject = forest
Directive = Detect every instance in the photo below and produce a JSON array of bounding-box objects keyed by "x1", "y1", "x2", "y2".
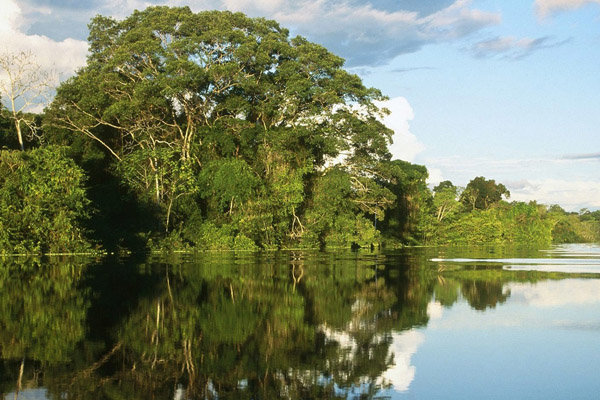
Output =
[{"x1": 1, "y1": 6, "x2": 599, "y2": 255}]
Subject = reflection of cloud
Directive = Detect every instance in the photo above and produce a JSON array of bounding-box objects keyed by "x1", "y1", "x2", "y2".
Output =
[
  {"x1": 552, "y1": 320, "x2": 600, "y2": 331},
  {"x1": 381, "y1": 330, "x2": 424, "y2": 392},
  {"x1": 321, "y1": 325, "x2": 355, "y2": 350},
  {"x1": 508, "y1": 280, "x2": 600, "y2": 308},
  {"x1": 321, "y1": 321, "x2": 425, "y2": 393},
  {"x1": 427, "y1": 301, "x2": 444, "y2": 320},
  {"x1": 5, "y1": 388, "x2": 49, "y2": 399}
]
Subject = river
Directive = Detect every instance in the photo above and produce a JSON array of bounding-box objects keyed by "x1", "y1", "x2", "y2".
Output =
[{"x1": 1, "y1": 243, "x2": 599, "y2": 399}]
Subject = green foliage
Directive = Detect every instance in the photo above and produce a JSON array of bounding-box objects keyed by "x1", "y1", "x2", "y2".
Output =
[
  {"x1": 44, "y1": 6, "x2": 393, "y2": 251},
  {"x1": 2, "y1": 7, "x2": 588, "y2": 252},
  {"x1": 460, "y1": 176, "x2": 510, "y2": 210},
  {"x1": 432, "y1": 181, "x2": 460, "y2": 222},
  {"x1": 378, "y1": 160, "x2": 431, "y2": 244},
  {"x1": 426, "y1": 201, "x2": 554, "y2": 246},
  {"x1": 301, "y1": 167, "x2": 388, "y2": 249},
  {"x1": 549, "y1": 206, "x2": 600, "y2": 243},
  {"x1": 198, "y1": 158, "x2": 259, "y2": 213},
  {"x1": 118, "y1": 146, "x2": 199, "y2": 232},
  {"x1": 180, "y1": 221, "x2": 258, "y2": 251},
  {"x1": 0, "y1": 147, "x2": 94, "y2": 254}
]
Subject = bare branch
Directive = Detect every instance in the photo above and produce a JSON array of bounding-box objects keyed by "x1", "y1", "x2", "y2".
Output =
[{"x1": 0, "y1": 50, "x2": 56, "y2": 150}]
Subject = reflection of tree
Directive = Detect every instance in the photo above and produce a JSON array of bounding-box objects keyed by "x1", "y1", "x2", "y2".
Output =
[
  {"x1": 44, "y1": 254, "x2": 432, "y2": 398},
  {"x1": 433, "y1": 272, "x2": 511, "y2": 311},
  {"x1": 461, "y1": 280, "x2": 510, "y2": 311},
  {"x1": 0, "y1": 252, "x2": 451, "y2": 399},
  {"x1": 0, "y1": 259, "x2": 88, "y2": 397}
]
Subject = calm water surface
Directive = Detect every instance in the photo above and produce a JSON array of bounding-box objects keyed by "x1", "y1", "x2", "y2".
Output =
[{"x1": 1, "y1": 244, "x2": 599, "y2": 399}]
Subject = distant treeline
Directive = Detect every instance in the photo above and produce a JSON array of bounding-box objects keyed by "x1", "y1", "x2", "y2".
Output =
[{"x1": 1, "y1": 7, "x2": 598, "y2": 255}]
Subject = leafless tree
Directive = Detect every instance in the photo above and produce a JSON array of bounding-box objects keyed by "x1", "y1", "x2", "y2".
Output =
[{"x1": 0, "y1": 50, "x2": 54, "y2": 150}]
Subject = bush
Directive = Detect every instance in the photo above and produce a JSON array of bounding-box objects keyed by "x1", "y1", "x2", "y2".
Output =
[{"x1": 0, "y1": 147, "x2": 94, "y2": 254}]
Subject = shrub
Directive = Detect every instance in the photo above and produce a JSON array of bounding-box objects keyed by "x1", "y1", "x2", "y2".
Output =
[{"x1": 0, "y1": 146, "x2": 94, "y2": 254}]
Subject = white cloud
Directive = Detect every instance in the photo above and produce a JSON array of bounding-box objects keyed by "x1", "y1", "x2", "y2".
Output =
[
  {"x1": 427, "y1": 167, "x2": 445, "y2": 187},
  {"x1": 535, "y1": 0, "x2": 600, "y2": 17},
  {"x1": 13, "y1": 0, "x2": 500, "y2": 72},
  {"x1": 100, "y1": 0, "x2": 158, "y2": 19},
  {"x1": 167, "y1": 0, "x2": 500, "y2": 66},
  {"x1": 376, "y1": 97, "x2": 425, "y2": 162},
  {"x1": 470, "y1": 35, "x2": 569, "y2": 60},
  {"x1": 509, "y1": 178, "x2": 600, "y2": 210},
  {"x1": 0, "y1": 0, "x2": 88, "y2": 80}
]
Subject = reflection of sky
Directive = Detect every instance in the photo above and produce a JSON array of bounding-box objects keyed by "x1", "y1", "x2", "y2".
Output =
[
  {"x1": 396, "y1": 278, "x2": 600, "y2": 399},
  {"x1": 380, "y1": 301, "x2": 445, "y2": 392},
  {"x1": 432, "y1": 243, "x2": 600, "y2": 274},
  {"x1": 542, "y1": 243, "x2": 600, "y2": 257},
  {"x1": 320, "y1": 325, "x2": 424, "y2": 391},
  {"x1": 4, "y1": 389, "x2": 48, "y2": 400},
  {"x1": 508, "y1": 280, "x2": 600, "y2": 308},
  {"x1": 321, "y1": 301, "x2": 446, "y2": 394},
  {"x1": 380, "y1": 330, "x2": 423, "y2": 392}
]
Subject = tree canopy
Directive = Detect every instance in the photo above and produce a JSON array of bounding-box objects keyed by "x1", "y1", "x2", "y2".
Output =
[
  {"x1": 45, "y1": 6, "x2": 395, "y2": 248},
  {"x1": 460, "y1": 176, "x2": 510, "y2": 211}
]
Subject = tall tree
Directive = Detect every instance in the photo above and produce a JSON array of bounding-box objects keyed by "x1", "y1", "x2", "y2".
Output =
[
  {"x1": 45, "y1": 7, "x2": 393, "y2": 241},
  {"x1": 0, "y1": 51, "x2": 53, "y2": 150},
  {"x1": 460, "y1": 176, "x2": 510, "y2": 210},
  {"x1": 378, "y1": 160, "x2": 431, "y2": 243},
  {"x1": 432, "y1": 180, "x2": 460, "y2": 222}
]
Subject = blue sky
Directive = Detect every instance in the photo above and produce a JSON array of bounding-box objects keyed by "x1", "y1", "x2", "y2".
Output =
[{"x1": 1, "y1": 0, "x2": 599, "y2": 210}]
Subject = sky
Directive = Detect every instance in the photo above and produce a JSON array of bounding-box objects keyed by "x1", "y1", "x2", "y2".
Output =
[{"x1": 1, "y1": 0, "x2": 599, "y2": 211}]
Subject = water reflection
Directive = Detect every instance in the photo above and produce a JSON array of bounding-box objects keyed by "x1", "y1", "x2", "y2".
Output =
[
  {"x1": 508, "y1": 280, "x2": 600, "y2": 308},
  {"x1": 0, "y1": 244, "x2": 599, "y2": 399}
]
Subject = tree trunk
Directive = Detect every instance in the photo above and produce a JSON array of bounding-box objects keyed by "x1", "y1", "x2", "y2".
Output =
[{"x1": 15, "y1": 122, "x2": 24, "y2": 151}]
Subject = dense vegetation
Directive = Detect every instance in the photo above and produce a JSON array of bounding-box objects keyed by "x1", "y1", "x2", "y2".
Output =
[{"x1": 0, "y1": 7, "x2": 598, "y2": 254}]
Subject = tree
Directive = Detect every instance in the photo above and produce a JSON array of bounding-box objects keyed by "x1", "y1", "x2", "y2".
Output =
[
  {"x1": 432, "y1": 180, "x2": 460, "y2": 222},
  {"x1": 378, "y1": 160, "x2": 431, "y2": 243},
  {"x1": 45, "y1": 7, "x2": 393, "y2": 243},
  {"x1": 460, "y1": 176, "x2": 510, "y2": 210},
  {"x1": 0, "y1": 51, "x2": 53, "y2": 150}
]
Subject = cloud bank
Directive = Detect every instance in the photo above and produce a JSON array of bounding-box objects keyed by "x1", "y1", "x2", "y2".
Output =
[
  {"x1": 20, "y1": 0, "x2": 501, "y2": 67},
  {"x1": 377, "y1": 97, "x2": 425, "y2": 162},
  {"x1": 508, "y1": 178, "x2": 600, "y2": 211},
  {"x1": 0, "y1": 0, "x2": 88, "y2": 79},
  {"x1": 562, "y1": 152, "x2": 600, "y2": 160}
]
